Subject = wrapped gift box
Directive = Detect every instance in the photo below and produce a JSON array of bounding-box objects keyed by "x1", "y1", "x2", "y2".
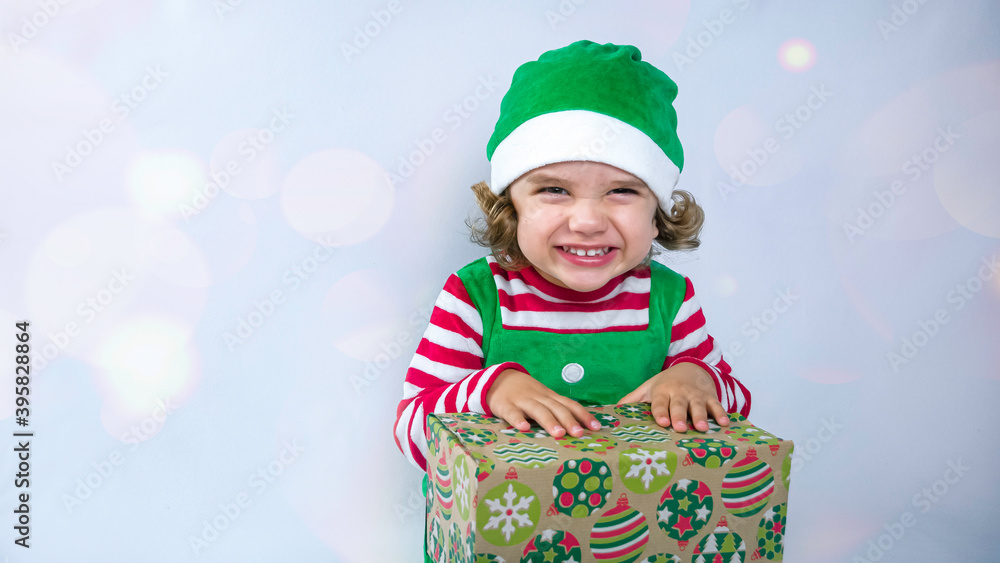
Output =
[{"x1": 425, "y1": 404, "x2": 792, "y2": 563}]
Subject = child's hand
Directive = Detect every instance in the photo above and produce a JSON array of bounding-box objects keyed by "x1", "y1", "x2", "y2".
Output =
[
  {"x1": 486, "y1": 369, "x2": 601, "y2": 438},
  {"x1": 617, "y1": 362, "x2": 729, "y2": 433}
]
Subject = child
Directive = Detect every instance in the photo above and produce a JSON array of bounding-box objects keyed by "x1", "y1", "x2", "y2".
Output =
[{"x1": 394, "y1": 40, "x2": 751, "y2": 558}]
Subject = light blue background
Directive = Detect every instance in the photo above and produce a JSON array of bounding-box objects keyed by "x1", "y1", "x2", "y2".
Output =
[{"x1": 1, "y1": 1, "x2": 998, "y2": 561}]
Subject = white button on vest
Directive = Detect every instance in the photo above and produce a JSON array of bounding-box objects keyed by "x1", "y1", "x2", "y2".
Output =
[{"x1": 561, "y1": 363, "x2": 584, "y2": 384}]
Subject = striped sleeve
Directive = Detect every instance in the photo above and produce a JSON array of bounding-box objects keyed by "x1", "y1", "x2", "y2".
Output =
[
  {"x1": 663, "y1": 277, "x2": 751, "y2": 417},
  {"x1": 393, "y1": 273, "x2": 526, "y2": 472}
]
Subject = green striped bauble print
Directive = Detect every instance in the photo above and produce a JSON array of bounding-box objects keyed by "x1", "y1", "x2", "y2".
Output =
[
  {"x1": 721, "y1": 451, "x2": 774, "y2": 518},
  {"x1": 589, "y1": 495, "x2": 649, "y2": 563},
  {"x1": 435, "y1": 462, "x2": 454, "y2": 520},
  {"x1": 494, "y1": 442, "x2": 559, "y2": 468}
]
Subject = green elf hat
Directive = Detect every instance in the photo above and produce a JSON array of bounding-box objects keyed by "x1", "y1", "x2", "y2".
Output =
[{"x1": 487, "y1": 40, "x2": 683, "y2": 210}]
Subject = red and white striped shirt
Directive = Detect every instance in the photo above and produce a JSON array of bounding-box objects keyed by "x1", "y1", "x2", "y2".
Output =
[{"x1": 393, "y1": 258, "x2": 750, "y2": 471}]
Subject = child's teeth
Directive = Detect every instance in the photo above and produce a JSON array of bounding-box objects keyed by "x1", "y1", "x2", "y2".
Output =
[{"x1": 563, "y1": 246, "x2": 609, "y2": 256}]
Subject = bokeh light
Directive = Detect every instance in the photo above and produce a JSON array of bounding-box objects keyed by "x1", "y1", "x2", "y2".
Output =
[
  {"x1": 778, "y1": 38, "x2": 816, "y2": 72},
  {"x1": 211, "y1": 128, "x2": 284, "y2": 200},
  {"x1": 127, "y1": 149, "x2": 206, "y2": 223},
  {"x1": 91, "y1": 317, "x2": 199, "y2": 420},
  {"x1": 322, "y1": 269, "x2": 407, "y2": 363},
  {"x1": 933, "y1": 111, "x2": 1000, "y2": 238},
  {"x1": 280, "y1": 148, "x2": 394, "y2": 246},
  {"x1": 714, "y1": 105, "x2": 804, "y2": 187},
  {"x1": 714, "y1": 273, "x2": 739, "y2": 297}
]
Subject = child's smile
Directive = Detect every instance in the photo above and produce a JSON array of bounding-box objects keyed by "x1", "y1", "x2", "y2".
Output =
[{"x1": 508, "y1": 161, "x2": 660, "y2": 292}]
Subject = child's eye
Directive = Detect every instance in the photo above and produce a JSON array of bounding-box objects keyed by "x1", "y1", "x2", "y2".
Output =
[
  {"x1": 608, "y1": 187, "x2": 639, "y2": 195},
  {"x1": 539, "y1": 186, "x2": 568, "y2": 195}
]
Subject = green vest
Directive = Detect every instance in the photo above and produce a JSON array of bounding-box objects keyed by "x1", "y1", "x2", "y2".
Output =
[{"x1": 456, "y1": 258, "x2": 687, "y2": 406}]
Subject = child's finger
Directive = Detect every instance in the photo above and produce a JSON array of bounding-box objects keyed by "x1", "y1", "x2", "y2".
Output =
[
  {"x1": 500, "y1": 406, "x2": 531, "y2": 432},
  {"x1": 540, "y1": 398, "x2": 588, "y2": 438},
  {"x1": 616, "y1": 381, "x2": 651, "y2": 405},
  {"x1": 689, "y1": 402, "x2": 710, "y2": 433},
  {"x1": 522, "y1": 402, "x2": 567, "y2": 438},
  {"x1": 708, "y1": 401, "x2": 730, "y2": 426},
  {"x1": 558, "y1": 397, "x2": 602, "y2": 431},
  {"x1": 669, "y1": 397, "x2": 690, "y2": 432},
  {"x1": 650, "y1": 394, "x2": 671, "y2": 428}
]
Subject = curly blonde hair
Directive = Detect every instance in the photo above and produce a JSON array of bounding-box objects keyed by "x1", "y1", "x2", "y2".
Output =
[{"x1": 466, "y1": 181, "x2": 704, "y2": 271}]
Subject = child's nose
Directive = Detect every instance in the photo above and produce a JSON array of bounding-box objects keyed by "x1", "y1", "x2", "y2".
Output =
[{"x1": 567, "y1": 200, "x2": 607, "y2": 233}]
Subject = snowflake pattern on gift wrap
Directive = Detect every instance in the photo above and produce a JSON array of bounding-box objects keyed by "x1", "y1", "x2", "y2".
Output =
[
  {"x1": 500, "y1": 425, "x2": 552, "y2": 440},
  {"x1": 756, "y1": 503, "x2": 787, "y2": 560},
  {"x1": 479, "y1": 481, "x2": 540, "y2": 546},
  {"x1": 612, "y1": 424, "x2": 671, "y2": 444},
  {"x1": 555, "y1": 434, "x2": 618, "y2": 454},
  {"x1": 521, "y1": 529, "x2": 583, "y2": 563},
  {"x1": 620, "y1": 447, "x2": 677, "y2": 493},
  {"x1": 614, "y1": 403, "x2": 655, "y2": 421}
]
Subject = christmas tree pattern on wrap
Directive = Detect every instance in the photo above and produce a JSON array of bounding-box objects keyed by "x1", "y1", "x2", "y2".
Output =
[
  {"x1": 676, "y1": 437, "x2": 737, "y2": 468},
  {"x1": 612, "y1": 424, "x2": 671, "y2": 444},
  {"x1": 551, "y1": 458, "x2": 613, "y2": 517},
  {"x1": 590, "y1": 494, "x2": 650, "y2": 563},
  {"x1": 429, "y1": 514, "x2": 446, "y2": 562},
  {"x1": 721, "y1": 448, "x2": 774, "y2": 518},
  {"x1": 755, "y1": 502, "x2": 787, "y2": 560},
  {"x1": 637, "y1": 555, "x2": 682, "y2": 563},
  {"x1": 478, "y1": 480, "x2": 541, "y2": 546},
  {"x1": 555, "y1": 433, "x2": 618, "y2": 454},
  {"x1": 520, "y1": 529, "x2": 583, "y2": 563},
  {"x1": 493, "y1": 442, "x2": 559, "y2": 468},
  {"x1": 619, "y1": 447, "x2": 676, "y2": 494},
  {"x1": 656, "y1": 479, "x2": 713, "y2": 542},
  {"x1": 692, "y1": 517, "x2": 745, "y2": 563},
  {"x1": 450, "y1": 522, "x2": 474, "y2": 563}
]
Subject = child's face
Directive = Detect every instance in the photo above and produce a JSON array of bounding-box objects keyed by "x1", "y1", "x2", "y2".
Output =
[{"x1": 508, "y1": 161, "x2": 659, "y2": 292}]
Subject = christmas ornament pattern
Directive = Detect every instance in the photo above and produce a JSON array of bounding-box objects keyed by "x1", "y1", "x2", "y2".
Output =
[
  {"x1": 443, "y1": 412, "x2": 502, "y2": 425},
  {"x1": 656, "y1": 479, "x2": 713, "y2": 541},
  {"x1": 756, "y1": 502, "x2": 786, "y2": 560},
  {"x1": 494, "y1": 442, "x2": 559, "y2": 468},
  {"x1": 721, "y1": 449, "x2": 774, "y2": 518},
  {"x1": 590, "y1": 494, "x2": 650, "y2": 563},
  {"x1": 555, "y1": 433, "x2": 618, "y2": 454},
  {"x1": 479, "y1": 481, "x2": 541, "y2": 546},
  {"x1": 551, "y1": 458, "x2": 613, "y2": 518},
  {"x1": 637, "y1": 555, "x2": 681, "y2": 563},
  {"x1": 471, "y1": 451, "x2": 496, "y2": 482},
  {"x1": 455, "y1": 426, "x2": 499, "y2": 447},
  {"x1": 520, "y1": 529, "x2": 582, "y2": 563},
  {"x1": 619, "y1": 447, "x2": 676, "y2": 494},
  {"x1": 500, "y1": 426, "x2": 552, "y2": 440},
  {"x1": 613, "y1": 424, "x2": 671, "y2": 444},
  {"x1": 614, "y1": 403, "x2": 655, "y2": 421},
  {"x1": 692, "y1": 518, "x2": 745, "y2": 563},
  {"x1": 436, "y1": 455, "x2": 455, "y2": 520},
  {"x1": 592, "y1": 412, "x2": 621, "y2": 429},
  {"x1": 473, "y1": 554, "x2": 507, "y2": 563},
  {"x1": 676, "y1": 437, "x2": 737, "y2": 468},
  {"x1": 430, "y1": 514, "x2": 446, "y2": 562}
]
